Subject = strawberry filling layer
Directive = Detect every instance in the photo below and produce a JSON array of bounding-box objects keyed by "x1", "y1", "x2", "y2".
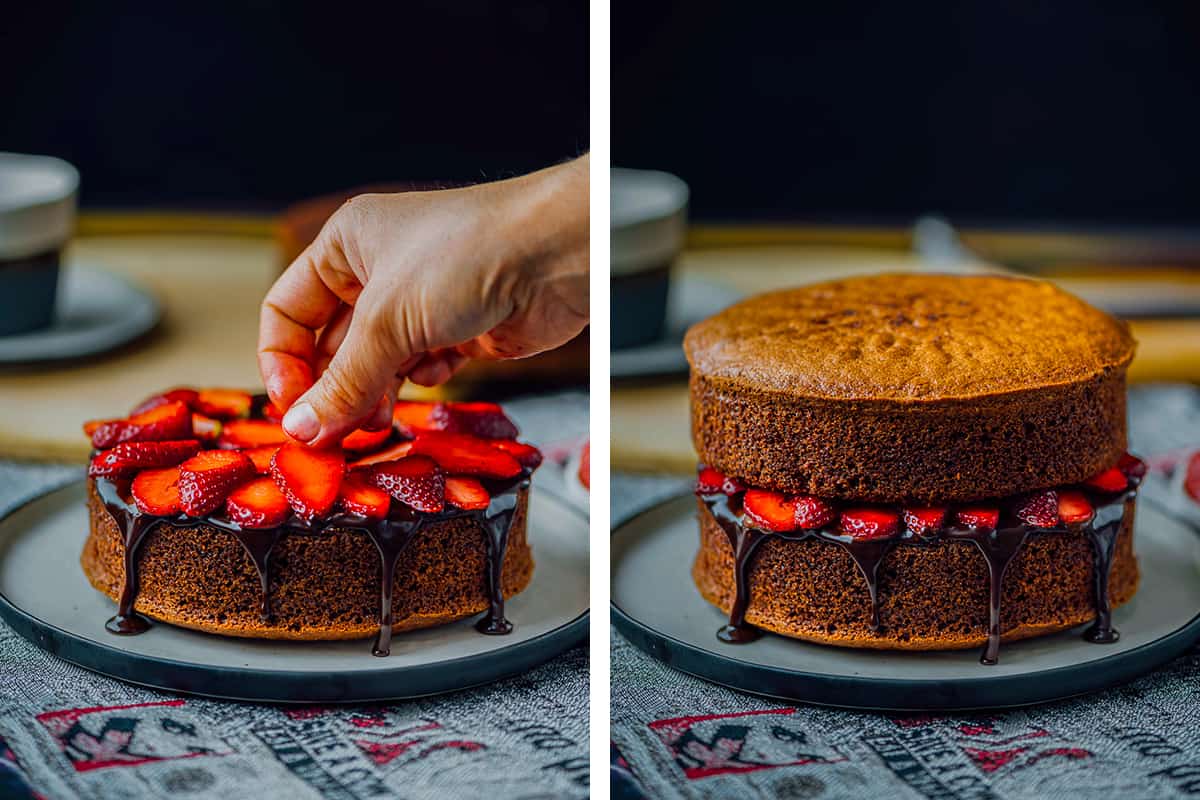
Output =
[
  {"x1": 85, "y1": 389, "x2": 542, "y2": 655},
  {"x1": 695, "y1": 453, "x2": 1145, "y2": 540}
]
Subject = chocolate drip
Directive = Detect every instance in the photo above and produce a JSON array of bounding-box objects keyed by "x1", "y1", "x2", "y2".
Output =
[
  {"x1": 100, "y1": 486, "x2": 160, "y2": 635},
  {"x1": 709, "y1": 497, "x2": 765, "y2": 643},
  {"x1": 476, "y1": 491, "x2": 519, "y2": 635},
  {"x1": 831, "y1": 537, "x2": 892, "y2": 633},
  {"x1": 1082, "y1": 498, "x2": 1130, "y2": 644},
  {"x1": 364, "y1": 517, "x2": 422, "y2": 657},
  {"x1": 944, "y1": 526, "x2": 1033, "y2": 665},
  {"x1": 94, "y1": 472, "x2": 530, "y2": 655},
  {"x1": 229, "y1": 528, "x2": 283, "y2": 621},
  {"x1": 700, "y1": 477, "x2": 1139, "y2": 665}
]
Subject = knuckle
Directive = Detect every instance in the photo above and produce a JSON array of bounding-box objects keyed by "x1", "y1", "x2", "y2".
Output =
[{"x1": 316, "y1": 368, "x2": 370, "y2": 417}]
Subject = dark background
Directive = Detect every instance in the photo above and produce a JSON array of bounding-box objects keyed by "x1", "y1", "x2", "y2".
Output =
[
  {"x1": 0, "y1": 2, "x2": 588, "y2": 210},
  {"x1": 614, "y1": 3, "x2": 1200, "y2": 226}
]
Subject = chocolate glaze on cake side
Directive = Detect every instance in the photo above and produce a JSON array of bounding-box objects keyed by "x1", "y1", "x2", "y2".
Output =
[
  {"x1": 700, "y1": 470, "x2": 1140, "y2": 665},
  {"x1": 96, "y1": 467, "x2": 529, "y2": 657}
]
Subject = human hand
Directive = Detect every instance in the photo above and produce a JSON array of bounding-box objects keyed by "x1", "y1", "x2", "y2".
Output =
[{"x1": 258, "y1": 155, "x2": 589, "y2": 448}]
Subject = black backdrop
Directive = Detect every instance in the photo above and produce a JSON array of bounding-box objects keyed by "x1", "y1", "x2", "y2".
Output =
[
  {"x1": 614, "y1": 2, "x2": 1200, "y2": 225},
  {"x1": 0, "y1": 2, "x2": 589, "y2": 209}
]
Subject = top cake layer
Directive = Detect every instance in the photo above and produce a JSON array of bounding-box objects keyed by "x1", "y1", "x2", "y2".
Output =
[
  {"x1": 684, "y1": 273, "x2": 1134, "y2": 401},
  {"x1": 685, "y1": 273, "x2": 1136, "y2": 502}
]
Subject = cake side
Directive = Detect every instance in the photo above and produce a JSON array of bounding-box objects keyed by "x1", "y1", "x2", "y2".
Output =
[
  {"x1": 82, "y1": 478, "x2": 534, "y2": 640},
  {"x1": 691, "y1": 497, "x2": 1139, "y2": 650},
  {"x1": 691, "y1": 367, "x2": 1128, "y2": 503}
]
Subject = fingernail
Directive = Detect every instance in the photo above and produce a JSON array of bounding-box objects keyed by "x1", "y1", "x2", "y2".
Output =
[{"x1": 283, "y1": 402, "x2": 320, "y2": 443}]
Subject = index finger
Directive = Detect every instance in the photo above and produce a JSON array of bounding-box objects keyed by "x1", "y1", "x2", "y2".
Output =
[{"x1": 257, "y1": 241, "x2": 350, "y2": 411}]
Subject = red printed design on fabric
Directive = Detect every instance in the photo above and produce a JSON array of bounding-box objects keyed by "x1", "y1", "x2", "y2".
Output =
[
  {"x1": 36, "y1": 700, "x2": 228, "y2": 773},
  {"x1": 936, "y1": 718, "x2": 1093, "y2": 775},
  {"x1": 649, "y1": 709, "x2": 846, "y2": 780},
  {"x1": 346, "y1": 717, "x2": 487, "y2": 769}
]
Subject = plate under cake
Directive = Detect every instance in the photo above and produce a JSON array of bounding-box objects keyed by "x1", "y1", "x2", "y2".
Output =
[
  {"x1": 80, "y1": 389, "x2": 544, "y2": 656},
  {"x1": 683, "y1": 273, "x2": 1141, "y2": 664}
]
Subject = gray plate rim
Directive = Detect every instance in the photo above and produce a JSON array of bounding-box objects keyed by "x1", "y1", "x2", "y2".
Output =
[
  {"x1": 611, "y1": 492, "x2": 1200, "y2": 711},
  {"x1": 0, "y1": 481, "x2": 589, "y2": 703}
]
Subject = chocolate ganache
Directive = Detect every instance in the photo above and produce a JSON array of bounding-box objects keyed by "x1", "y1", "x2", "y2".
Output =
[{"x1": 699, "y1": 468, "x2": 1141, "y2": 665}]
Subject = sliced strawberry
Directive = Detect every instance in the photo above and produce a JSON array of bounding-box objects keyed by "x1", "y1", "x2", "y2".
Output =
[
  {"x1": 342, "y1": 427, "x2": 392, "y2": 452},
  {"x1": 218, "y1": 419, "x2": 289, "y2": 449},
  {"x1": 192, "y1": 413, "x2": 223, "y2": 441},
  {"x1": 262, "y1": 401, "x2": 286, "y2": 422},
  {"x1": 579, "y1": 440, "x2": 590, "y2": 490},
  {"x1": 955, "y1": 507, "x2": 999, "y2": 530},
  {"x1": 1118, "y1": 452, "x2": 1148, "y2": 480},
  {"x1": 369, "y1": 455, "x2": 445, "y2": 513},
  {"x1": 1058, "y1": 490, "x2": 1095, "y2": 524},
  {"x1": 88, "y1": 440, "x2": 201, "y2": 478},
  {"x1": 1014, "y1": 491, "x2": 1058, "y2": 527},
  {"x1": 245, "y1": 445, "x2": 280, "y2": 474},
  {"x1": 131, "y1": 467, "x2": 182, "y2": 516},
  {"x1": 178, "y1": 450, "x2": 255, "y2": 516},
  {"x1": 721, "y1": 475, "x2": 745, "y2": 495},
  {"x1": 91, "y1": 400, "x2": 193, "y2": 449},
  {"x1": 350, "y1": 441, "x2": 414, "y2": 469},
  {"x1": 491, "y1": 439, "x2": 543, "y2": 470},
  {"x1": 1084, "y1": 467, "x2": 1127, "y2": 493},
  {"x1": 903, "y1": 506, "x2": 947, "y2": 536},
  {"x1": 270, "y1": 443, "x2": 345, "y2": 520},
  {"x1": 1185, "y1": 452, "x2": 1200, "y2": 504},
  {"x1": 82, "y1": 419, "x2": 107, "y2": 438},
  {"x1": 445, "y1": 476, "x2": 491, "y2": 510},
  {"x1": 392, "y1": 401, "x2": 441, "y2": 437},
  {"x1": 338, "y1": 473, "x2": 392, "y2": 519},
  {"x1": 840, "y1": 508, "x2": 899, "y2": 539},
  {"x1": 129, "y1": 387, "x2": 199, "y2": 416},
  {"x1": 408, "y1": 432, "x2": 521, "y2": 479},
  {"x1": 695, "y1": 466, "x2": 726, "y2": 495},
  {"x1": 194, "y1": 388, "x2": 253, "y2": 420},
  {"x1": 432, "y1": 401, "x2": 519, "y2": 439},
  {"x1": 743, "y1": 489, "x2": 799, "y2": 532},
  {"x1": 794, "y1": 495, "x2": 836, "y2": 529},
  {"x1": 226, "y1": 477, "x2": 291, "y2": 528}
]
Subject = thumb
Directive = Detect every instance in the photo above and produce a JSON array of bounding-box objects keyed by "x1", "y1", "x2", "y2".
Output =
[{"x1": 282, "y1": 305, "x2": 408, "y2": 448}]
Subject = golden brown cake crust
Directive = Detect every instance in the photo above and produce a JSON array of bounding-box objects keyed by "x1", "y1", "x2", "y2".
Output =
[
  {"x1": 685, "y1": 274, "x2": 1135, "y2": 502},
  {"x1": 684, "y1": 273, "x2": 1135, "y2": 400},
  {"x1": 82, "y1": 479, "x2": 533, "y2": 640},
  {"x1": 691, "y1": 497, "x2": 1139, "y2": 650}
]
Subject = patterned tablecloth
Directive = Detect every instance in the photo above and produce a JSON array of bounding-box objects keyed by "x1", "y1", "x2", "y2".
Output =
[
  {"x1": 611, "y1": 384, "x2": 1200, "y2": 800},
  {"x1": 0, "y1": 393, "x2": 590, "y2": 800}
]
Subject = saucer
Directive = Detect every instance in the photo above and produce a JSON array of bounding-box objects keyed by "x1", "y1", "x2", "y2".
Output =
[{"x1": 0, "y1": 265, "x2": 160, "y2": 364}]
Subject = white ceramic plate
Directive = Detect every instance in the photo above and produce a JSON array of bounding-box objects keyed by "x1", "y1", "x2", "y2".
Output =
[
  {"x1": 0, "y1": 265, "x2": 160, "y2": 363},
  {"x1": 612, "y1": 493, "x2": 1200, "y2": 710},
  {"x1": 0, "y1": 481, "x2": 588, "y2": 702}
]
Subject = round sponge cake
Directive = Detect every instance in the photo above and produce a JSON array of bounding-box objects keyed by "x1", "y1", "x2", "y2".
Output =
[
  {"x1": 82, "y1": 479, "x2": 533, "y2": 640},
  {"x1": 684, "y1": 273, "x2": 1136, "y2": 503}
]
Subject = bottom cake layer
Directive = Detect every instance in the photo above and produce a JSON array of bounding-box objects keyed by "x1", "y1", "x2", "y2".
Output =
[
  {"x1": 83, "y1": 479, "x2": 534, "y2": 640},
  {"x1": 692, "y1": 497, "x2": 1139, "y2": 650}
]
